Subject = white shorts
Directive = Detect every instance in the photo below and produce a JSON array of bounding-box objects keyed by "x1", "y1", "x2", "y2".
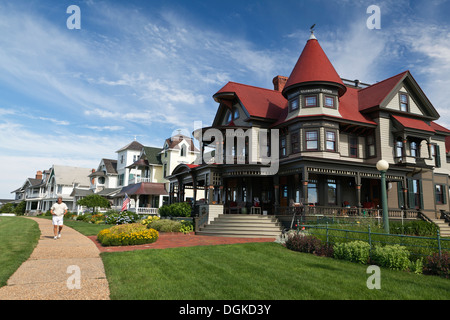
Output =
[{"x1": 52, "y1": 216, "x2": 64, "y2": 226}]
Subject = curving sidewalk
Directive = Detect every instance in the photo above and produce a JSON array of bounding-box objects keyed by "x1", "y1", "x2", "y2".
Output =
[{"x1": 0, "y1": 217, "x2": 110, "y2": 300}]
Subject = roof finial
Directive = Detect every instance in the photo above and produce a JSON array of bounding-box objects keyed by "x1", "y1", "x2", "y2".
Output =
[{"x1": 309, "y1": 24, "x2": 317, "y2": 40}]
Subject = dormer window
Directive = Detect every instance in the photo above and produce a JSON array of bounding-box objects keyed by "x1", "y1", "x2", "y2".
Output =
[
  {"x1": 233, "y1": 108, "x2": 239, "y2": 120},
  {"x1": 305, "y1": 95, "x2": 318, "y2": 108},
  {"x1": 226, "y1": 107, "x2": 240, "y2": 124},
  {"x1": 226, "y1": 111, "x2": 232, "y2": 124},
  {"x1": 289, "y1": 98, "x2": 299, "y2": 112},
  {"x1": 400, "y1": 93, "x2": 409, "y2": 112},
  {"x1": 324, "y1": 95, "x2": 335, "y2": 109}
]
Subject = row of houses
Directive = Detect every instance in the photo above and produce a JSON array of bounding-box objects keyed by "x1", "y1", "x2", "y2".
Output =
[
  {"x1": 11, "y1": 134, "x2": 200, "y2": 215},
  {"x1": 11, "y1": 31, "x2": 450, "y2": 232}
]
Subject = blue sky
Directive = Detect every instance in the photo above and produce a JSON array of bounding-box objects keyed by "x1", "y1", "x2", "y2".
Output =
[{"x1": 1, "y1": 0, "x2": 450, "y2": 198}]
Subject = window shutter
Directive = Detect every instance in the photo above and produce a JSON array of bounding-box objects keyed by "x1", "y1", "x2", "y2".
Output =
[
  {"x1": 435, "y1": 145, "x2": 441, "y2": 168},
  {"x1": 407, "y1": 178, "x2": 414, "y2": 209},
  {"x1": 443, "y1": 185, "x2": 447, "y2": 205},
  {"x1": 419, "y1": 180, "x2": 424, "y2": 210},
  {"x1": 397, "y1": 181, "x2": 404, "y2": 208}
]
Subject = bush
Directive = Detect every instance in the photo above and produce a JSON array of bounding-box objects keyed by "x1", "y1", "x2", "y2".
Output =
[
  {"x1": 158, "y1": 202, "x2": 192, "y2": 217},
  {"x1": 333, "y1": 241, "x2": 371, "y2": 264},
  {"x1": 148, "y1": 219, "x2": 181, "y2": 232},
  {"x1": 179, "y1": 220, "x2": 194, "y2": 234},
  {"x1": 105, "y1": 211, "x2": 139, "y2": 225},
  {"x1": 284, "y1": 234, "x2": 333, "y2": 257},
  {"x1": 90, "y1": 214, "x2": 105, "y2": 224},
  {"x1": 423, "y1": 252, "x2": 450, "y2": 278},
  {"x1": 141, "y1": 216, "x2": 160, "y2": 226},
  {"x1": 390, "y1": 220, "x2": 439, "y2": 236},
  {"x1": 97, "y1": 223, "x2": 159, "y2": 246},
  {"x1": 371, "y1": 244, "x2": 411, "y2": 271}
]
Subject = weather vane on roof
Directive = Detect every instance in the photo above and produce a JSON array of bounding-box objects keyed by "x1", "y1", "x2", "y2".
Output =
[{"x1": 309, "y1": 24, "x2": 317, "y2": 40}]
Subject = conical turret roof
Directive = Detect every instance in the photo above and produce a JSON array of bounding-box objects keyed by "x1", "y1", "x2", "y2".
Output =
[{"x1": 283, "y1": 35, "x2": 346, "y2": 97}]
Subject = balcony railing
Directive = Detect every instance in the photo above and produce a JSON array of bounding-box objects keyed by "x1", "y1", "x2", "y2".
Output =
[
  {"x1": 275, "y1": 205, "x2": 419, "y2": 218},
  {"x1": 128, "y1": 177, "x2": 152, "y2": 185}
]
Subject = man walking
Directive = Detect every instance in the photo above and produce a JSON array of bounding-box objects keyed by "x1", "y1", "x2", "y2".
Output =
[{"x1": 51, "y1": 197, "x2": 68, "y2": 240}]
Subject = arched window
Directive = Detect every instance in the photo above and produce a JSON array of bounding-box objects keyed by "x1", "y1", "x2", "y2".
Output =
[{"x1": 180, "y1": 145, "x2": 186, "y2": 157}]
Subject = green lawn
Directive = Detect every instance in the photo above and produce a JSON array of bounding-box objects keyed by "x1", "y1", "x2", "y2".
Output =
[
  {"x1": 38, "y1": 216, "x2": 112, "y2": 236},
  {"x1": 0, "y1": 217, "x2": 40, "y2": 287},
  {"x1": 101, "y1": 242, "x2": 450, "y2": 300}
]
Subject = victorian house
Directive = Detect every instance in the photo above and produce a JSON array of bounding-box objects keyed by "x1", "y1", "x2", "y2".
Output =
[
  {"x1": 168, "y1": 32, "x2": 450, "y2": 228},
  {"x1": 13, "y1": 166, "x2": 93, "y2": 214}
]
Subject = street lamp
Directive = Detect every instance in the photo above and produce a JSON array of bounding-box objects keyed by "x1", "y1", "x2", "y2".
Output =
[{"x1": 376, "y1": 160, "x2": 390, "y2": 234}]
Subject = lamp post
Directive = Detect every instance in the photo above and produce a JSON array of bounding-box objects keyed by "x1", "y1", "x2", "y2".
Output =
[{"x1": 376, "y1": 160, "x2": 390, "y2": 234}]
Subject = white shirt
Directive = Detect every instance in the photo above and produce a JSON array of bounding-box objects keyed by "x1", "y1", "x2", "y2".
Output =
[{"x1": 51, "y1": 202, "x2": 68, "y2": 217}]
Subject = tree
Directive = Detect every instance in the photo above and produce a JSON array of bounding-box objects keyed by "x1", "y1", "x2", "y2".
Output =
[{"x1": 77, "y1": 194, "x2": 110, "y2": 213}]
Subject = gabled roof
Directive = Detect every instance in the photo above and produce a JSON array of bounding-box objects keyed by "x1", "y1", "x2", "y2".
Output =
[
  {"x1": 164, "y1": 135, "x2": 198, "y2": 152},
  {"x1": 116, "y1": 141, "x2": 144, "y2": 153},
  {"x1": 214, "y1": 82, "x2": 287, "y2": 121},
  {"x1": 142, "y1": 146, "x2": 163, "y2": 165},
  {"x1": 283, "y1": 38, "x2": 346, "y2": 97},
  {"x1": 358, "y1": 71, "x2": 408, "y2": 111}
]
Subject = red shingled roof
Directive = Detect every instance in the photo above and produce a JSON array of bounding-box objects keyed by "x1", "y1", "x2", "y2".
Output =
[
  {"x1": 214, "y1": 82, "x2": 287, "y2": 120},
  {"x1": 391, "y1": 115, "x2": 435, "y2": 133},
  {"x1": 358, "y1": 71, "x2": 408, "y2": 111},
  {"x1": 283, "y1": 38, "x2": 346, "y2": 97}
]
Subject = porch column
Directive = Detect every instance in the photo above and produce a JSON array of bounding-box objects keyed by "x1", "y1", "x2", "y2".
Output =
[
  {"x1": 355, "y1": 174, "x2": 362, "y2": 214},
  {"x1": 208, "y1": 185, "x2": 214, "y2": 205},
  {"x1": 273, "y1": 175, "x2": 279, "y2": 206},
  {"x1": 219, "y1": 186, "x2": 224, "y2": 204},
  {"x1": 402, "y1": 138, "x2": 407, "y2": 159},
  {"x1": 302, "y1": 167, "x2": 309, "y2": 204}
]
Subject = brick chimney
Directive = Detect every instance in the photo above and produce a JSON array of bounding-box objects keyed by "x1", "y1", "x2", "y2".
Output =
[
  {"x1": 36, "y1": 170, "x2": 43, "y2": 180},
  {"x1": 273, "y1": 75, "x2": 288, "y2": 92}
]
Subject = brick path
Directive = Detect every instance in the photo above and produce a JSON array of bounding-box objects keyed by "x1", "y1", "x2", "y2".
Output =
[{"x1": 89, "y1": 232, "x2": 276, "y2": 253}]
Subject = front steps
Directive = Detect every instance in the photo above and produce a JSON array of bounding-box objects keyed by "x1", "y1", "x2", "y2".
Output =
[
  {"x1": 196, "y1": 214, "x2": 283, "y2": 238},
  {"x1": 431, "y1": 219, "x2": 450, "y2": 237}
]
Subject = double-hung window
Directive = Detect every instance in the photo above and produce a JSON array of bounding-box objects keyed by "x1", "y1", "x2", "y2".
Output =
[
  {"x1": 326, "y1": 131, "x2": 336, "y2": 151},
  {"x1": 400, "y1": 93, "x2": 409, "y2": 112},
  {"x1": 306, "y1": 130, "x2": 318, "y2": 150}
]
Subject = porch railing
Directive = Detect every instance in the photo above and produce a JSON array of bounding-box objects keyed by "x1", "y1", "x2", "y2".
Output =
[
  {"x1": 128, "y1": 207, "x2": 159, "y2": 215},
  {"x1": 275, "y1": 205, "x2": 419, "y2": 218}
]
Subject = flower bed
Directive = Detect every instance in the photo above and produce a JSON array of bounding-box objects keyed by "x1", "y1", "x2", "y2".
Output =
[{"x1": 97, "y1": 223, "x2": 159, "y2": 247}]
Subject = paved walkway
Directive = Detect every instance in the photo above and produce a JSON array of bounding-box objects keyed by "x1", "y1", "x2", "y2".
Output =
[
  {"x1": 0, "y1": 217, "x2": 276, "y2": 300},
  {"x1": 0, "y1": 217, "x2": 110, "y2": 300}
]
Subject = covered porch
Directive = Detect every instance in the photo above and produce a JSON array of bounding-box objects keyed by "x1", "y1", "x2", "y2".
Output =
[{"x1": 116, "y1": 182, "x2": 168, "y2": 215}]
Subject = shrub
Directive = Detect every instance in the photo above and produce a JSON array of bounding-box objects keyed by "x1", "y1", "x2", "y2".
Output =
[
  {"x1": 423, "y1": 252, "x2": 450, "y2": 278},
  {"x1": 371, "y1": 244, "x2": 411, "y2": 271},
  {"x1": 105, "y1": 211, "x2": 140, "y2": 225},
  {"x1": 97, "y1": 223, "x2": 159, "y2": 246},
  {"x1": 179, "y1": 220, "x2": 194, "y2": 234},
  {"x1": 333, "y1": 241, "x2": 371, "y2": 264},
  {"x1": 158, "y1": 202, "x2": 192, "y2": 217},
  {"x1": 141, "y1": 216, "x2": 160, "y2": 226},
  {"x1": 148, "y1": 219, "x2": 181, "y2": 232},
  {"x1": 90, "y1": 214, "x2": 105, "y2": 224},
  {"x1": 390, "y1": 220, "x2": 439, "y2": 236},
  {"x1": 284, "y1": 234, "x2": 333, "y2": 257}
]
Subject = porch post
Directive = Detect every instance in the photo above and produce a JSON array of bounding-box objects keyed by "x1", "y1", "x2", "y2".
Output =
[
  {"x1": 402, "y1": 138, "x2": 407, "y2": 160},
  {"x1": 355, "y1": 174, "x2": 362, "y2": 215},
  {"x1": 302, "y1": 166, "x2": 309, "y2": 204}
]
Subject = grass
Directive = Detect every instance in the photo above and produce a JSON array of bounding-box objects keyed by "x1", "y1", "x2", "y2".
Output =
[
  {"x1": 101, "y1": 242, "x2": 450, "y2": 300},
  {"x1": 0, "y1": 217, "x2": 40, "y2": 287},
  {"x1": 37, "y1": 215, "x2": 112, "y2": 236}
]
